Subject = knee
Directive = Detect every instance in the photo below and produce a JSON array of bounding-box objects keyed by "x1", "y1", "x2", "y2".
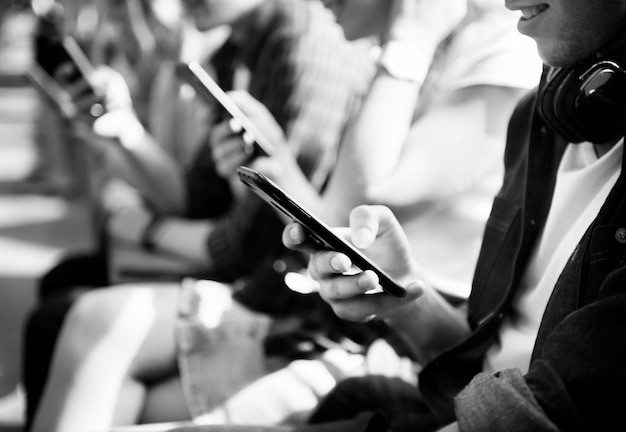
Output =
[{"x1": 61, "y1": 286, "x2": 170, "y2": 347}]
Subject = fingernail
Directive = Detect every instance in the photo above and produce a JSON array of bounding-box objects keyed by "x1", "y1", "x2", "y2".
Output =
[
  {"x1": 357, "y1": 272, "x2": 375, "y2": 289},
  {"x1": 330, "y1": 254, "x2": 350, "y2": 271},
  {"x1": 408, "y1": 279, "x2": 426, "y2": 296},
  {"x1": 353, "y1": 227, "x2": 373, "y2": 248},
  {"x1": 289, "y1": 225, "x2": 302, "y2": 242},
  {"x1": 229, "y1": 118, "x2": 242, "y2": 133}
]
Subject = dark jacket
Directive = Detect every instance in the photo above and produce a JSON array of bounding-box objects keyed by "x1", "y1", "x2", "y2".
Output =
[{"x1": 420, "y1": 85, "x2": 626, "y2": 430}]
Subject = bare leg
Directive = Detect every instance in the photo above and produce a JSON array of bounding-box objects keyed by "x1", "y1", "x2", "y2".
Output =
[{"x1": 30, "y1": 283, "x2": 190, "y2": 432}]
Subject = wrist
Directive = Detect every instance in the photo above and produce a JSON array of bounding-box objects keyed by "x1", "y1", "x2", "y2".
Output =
[{"x1": 118, "y1": 114, "x2": 146, "y2": 147}]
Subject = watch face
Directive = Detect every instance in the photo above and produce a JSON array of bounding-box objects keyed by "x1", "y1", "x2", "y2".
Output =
[{"x1": 378, "y1": 41, "x2": 430, "y2": 83}]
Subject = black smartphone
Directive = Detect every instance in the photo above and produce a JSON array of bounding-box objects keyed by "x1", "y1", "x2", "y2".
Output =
[
  {"x1": 237, "y1": 166, "x2": 407, "y2": 298},
  {"x1": 36, "y1": 35, "x2": 95, "y2": 87},
  {"x1": 33, "y1": 35, "x2": 103, "y2": 119},
  {"x1": 175, "y1": 61, "x2": 275, "y2": 158}
]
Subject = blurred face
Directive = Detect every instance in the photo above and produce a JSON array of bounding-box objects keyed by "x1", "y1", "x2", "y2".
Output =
[
  {"x1": 180, "y1": 0, "x2": 260, "y2": 31},
  {"x1": 321, "y1": 0, "x2": 391, "y2": 41},
  {"x1": 504, "y1": 0, "x2": 626, "y2": 66}
]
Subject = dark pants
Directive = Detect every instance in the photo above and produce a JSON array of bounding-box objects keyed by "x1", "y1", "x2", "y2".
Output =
[
  {"x1": 309, "y1": 375, "x2": 440, "y2": 432},
  {"x1": 22, "y1": 252, "x2": 109, "y2": 430}
]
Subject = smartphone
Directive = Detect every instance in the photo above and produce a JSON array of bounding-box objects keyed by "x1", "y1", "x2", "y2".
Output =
[
  {"x1": 27, "y1": 65, "x2": 74, "y2": 120},
  {"x1": 33, "y1": 35, "x2": 103, "y2": 119},
  {"x1": 237, "y1": 166, "x2": 407, "y2": 298},
  {"x1": 36, "y1": 35, "x2": 95, "y2": 86},
  {"x1": 175, "y1": 61, "x2": 275, "y2": 158}
]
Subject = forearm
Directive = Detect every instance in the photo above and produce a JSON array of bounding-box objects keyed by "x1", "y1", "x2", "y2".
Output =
[
  {"x1": 109, "y1": 205, "x2": 214, "y2": 267},
  {"x1": 385, "y1": 284, "x2": 470, "y2": 364},
  {"x1": 152, "y1": 217, "x2": 214, "y2": 266},
  {"x1": 323, "y1": 72, "x2": 422, "y2": 213},
  {"x1": 368, "y1": 86, "x2": 525, "y2": 206},
  {"x1": 111, "y1": 120, "x2": 187, "y2": 215}
]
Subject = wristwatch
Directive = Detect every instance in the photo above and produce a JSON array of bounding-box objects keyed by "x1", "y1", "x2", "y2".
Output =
[{"x1": 376, "y1": 41, "x2": 431, "y2": 84}]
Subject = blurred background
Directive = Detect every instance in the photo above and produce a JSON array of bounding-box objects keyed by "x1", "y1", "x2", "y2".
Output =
[{"x1": 0, "y1": 1, "x2": 96, "y2": 430}]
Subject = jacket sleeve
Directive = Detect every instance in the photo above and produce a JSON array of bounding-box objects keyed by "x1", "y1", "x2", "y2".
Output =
[
  {"x1": 455, "y1": 369, "x2": 558, "y2": 432},
  {"x1": 455, "y1": 266, "x2": 626, "y2": 431}
]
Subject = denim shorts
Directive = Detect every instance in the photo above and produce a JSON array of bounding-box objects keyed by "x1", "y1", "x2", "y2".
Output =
[
  {"x1": 175, "y1": 278, "x2": 414, "y2": 426},
  {"x1": 176, "y1": 278, "x2": 273, "y2": 419}
]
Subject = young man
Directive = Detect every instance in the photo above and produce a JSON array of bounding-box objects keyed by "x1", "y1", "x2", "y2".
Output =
[{"x1": 285, "y1": 0, "x2": 626, "y2": 430}]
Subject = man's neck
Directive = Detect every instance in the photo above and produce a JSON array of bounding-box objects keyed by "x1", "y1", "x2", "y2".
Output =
[{"x1": 594, "y1": 136, "x2": 624, "y2": 158}]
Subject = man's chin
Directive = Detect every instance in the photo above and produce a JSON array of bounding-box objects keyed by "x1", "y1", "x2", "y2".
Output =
[{"x1": 536, "y1": 43, "x2": 588, "y2": 69}]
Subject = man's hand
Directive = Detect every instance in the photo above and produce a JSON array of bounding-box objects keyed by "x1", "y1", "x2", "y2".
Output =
[{"x1": 283, "y1": 205, "x2": 426, "y2": 322}]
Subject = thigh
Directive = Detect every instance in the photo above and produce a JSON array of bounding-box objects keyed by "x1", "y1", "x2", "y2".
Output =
[{"x1": 63, "y1": 282, "x2": 182, "y2": 379}]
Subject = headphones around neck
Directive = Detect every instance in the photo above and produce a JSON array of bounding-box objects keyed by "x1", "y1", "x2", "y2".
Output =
[{"x1": 537, "y1": 54, "x2": 626, "y2": 145}]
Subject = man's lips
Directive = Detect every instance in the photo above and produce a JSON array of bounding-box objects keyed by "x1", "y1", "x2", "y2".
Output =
[{"x1": 519, "y1": 4, "x2": 548, "y2": 20}]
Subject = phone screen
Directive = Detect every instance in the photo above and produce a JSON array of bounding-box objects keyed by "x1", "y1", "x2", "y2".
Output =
[
  {"x1": 33, "y1": 36, "x2": 103, "y2": 119},
  {"x1": 36, "y1": 36, "x2": 94, "y2": 85},
  {"x1": 175, "y1": 61, "x2": 275, "y2": 157},
  {"x1": 237, "y1": 166, "x2": 407, "y2": 298}
]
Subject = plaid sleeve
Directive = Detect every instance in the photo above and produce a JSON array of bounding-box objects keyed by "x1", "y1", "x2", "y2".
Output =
[{"x1": 250, "y1": 3, "x2": 372, "y2": 189}]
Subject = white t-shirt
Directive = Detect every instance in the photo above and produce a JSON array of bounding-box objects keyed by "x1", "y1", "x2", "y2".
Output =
[{"x1": 483, "y1": 139, "x2": 624, "y2": 374}]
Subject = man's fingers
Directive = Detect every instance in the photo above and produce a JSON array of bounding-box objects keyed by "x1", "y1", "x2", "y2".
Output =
[{"x1": 282, "y1": 223, "x2": 326, "y2": 253}]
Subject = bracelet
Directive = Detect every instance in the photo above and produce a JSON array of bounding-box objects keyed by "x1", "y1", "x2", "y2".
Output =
[{"x1": 140, "y1": 214, "x2": 164, "y2": 252}]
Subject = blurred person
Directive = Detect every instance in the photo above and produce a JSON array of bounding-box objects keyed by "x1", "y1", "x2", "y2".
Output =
[
  {"x1": 27, "y1": 0, "x2": 542, "y2": 431},
  {"x1": 26, "y1": 0, "x2": 78, "y2": 194},
  {"x1": 282, "y1": 0, "x2": 626, "y2": 430},
  {"x1": 21, "y1": 1, "x2": 230, "y2": 426},
  {"x1": 25, "y1": 0, "x2": 193, "y2": 192},
  {"x1": 214, "y1": 0, "x2": 542, "y2": 299},
  {"x1": 26, "y1": 0, "x2": 371, "y2": 431}
]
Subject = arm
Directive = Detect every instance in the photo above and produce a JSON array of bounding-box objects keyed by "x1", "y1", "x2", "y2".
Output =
[
  {"x1": 327, "y1": 85, "x2": 527, "y2": 209},
  {"x1": 320, "y1": 0, "x2": 467, "y2": 213},
  {"x1": 105, "y1": 191, "x2": 214, "y2": 267},
  {"x1": 194, "y1": 16, "x2": 373, "y2": 276},
  {"x1": 68, "y1": 66, "x2": 187, "y2": 215}
]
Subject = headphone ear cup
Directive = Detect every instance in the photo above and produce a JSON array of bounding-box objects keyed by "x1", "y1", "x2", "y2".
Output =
[
  {"x1": 538, "y1": 61, "x2": 626, "y2": 144},
  {"x1": 538, "y1": 67, "x2": 585, "y2": 143}
]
